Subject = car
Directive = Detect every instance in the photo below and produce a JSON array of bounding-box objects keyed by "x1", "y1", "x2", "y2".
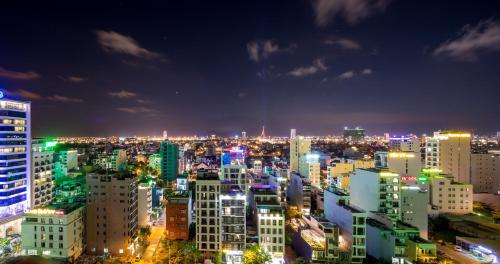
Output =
[{"x1": 454, "y1": 245, "x2": 463, "y2": 252}]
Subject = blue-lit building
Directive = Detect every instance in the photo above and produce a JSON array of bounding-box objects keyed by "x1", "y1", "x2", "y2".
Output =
[{"x1": 0, "y1": 92, "x2": 31, "y2": 237}]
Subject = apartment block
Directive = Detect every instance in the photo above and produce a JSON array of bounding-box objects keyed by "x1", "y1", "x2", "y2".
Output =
[{"x1": 86, "y1": 172, "x2": 138, "y2": 256}]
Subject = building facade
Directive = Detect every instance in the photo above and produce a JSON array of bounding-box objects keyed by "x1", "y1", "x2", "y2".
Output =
[
  {"x1": 289, "y1": 136, "x2": 311, "y2": 174},
  {"x1": 165, "y1": 191, "x2": 191, "y2": 240},
  {"x1": 425, "y1": 131, "x2": 471, "y2": 183},
  {"x1": 31, "y1": 139, "x2": 56, "y2": 208},
  {"x1": 21, "y1": 203, "x2": 85, "y2": 262},
  {"x1": 160, "y1": 140, "x2": 179, "y2": 185},
  {"x1": 0, "y1": 95, "x2": 31, "y2": 238},
  {"x1": 471, "y1": 152, "x2": 500, "y2": 194},
  {"x1": 86, "y1": 172, "x2": 138, "y2": 256}
]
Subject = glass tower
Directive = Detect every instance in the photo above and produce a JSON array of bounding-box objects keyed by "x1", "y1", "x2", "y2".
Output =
[{"x1": 0, "y1": 93, "x2": 31, "y2": 221}]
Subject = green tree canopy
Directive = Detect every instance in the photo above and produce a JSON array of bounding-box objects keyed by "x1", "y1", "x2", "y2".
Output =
[{"x1": 242, "y1": 245, "x2": 272, "y2": 264}]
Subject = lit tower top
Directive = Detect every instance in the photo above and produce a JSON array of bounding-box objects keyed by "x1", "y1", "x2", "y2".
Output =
[
  {"x1": 261, "y1": 126, "x2": 266, "y2": 138},
  {"x1": 163, "y1": 130, "x2": 168, "y2": 140}
]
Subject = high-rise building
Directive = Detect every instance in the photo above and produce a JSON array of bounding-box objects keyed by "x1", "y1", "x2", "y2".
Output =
[
  {"x1": 195, "y1": 170, "x2": 221, "y2": 255},
  {"x1": 324, "y1": 188, "x2": 366, "y2": 263},
  {"x1": 350, "y1": 168, "x2": 400, "y2": 221},
  {"x1": 21, "y1": 203, "x2": 85, "y2": 262},
  {"x1": 220, "y1": 184, "x2": 246, "y2": 264},
  {"x1": 299, "y1": 154, "x2": 321, "y2": 188},
  {"x1": 290, "y1": 129, "x2": 296, "y2": 139},
  {"x1": 163, "y1": 130, "x2": 168, "y2": 140},
  {"x1": 0, "y1": 94, "x2": 31, "y2": 238},
  {"x1": 425, "y1": 131, "x2": 471, "y2": 183},
  {"x1": 401, "y1": 185, "x2": 429, "y2": 239},
  {"x1": 86, "y1": 172, "x2": 138, "y2": 257},
  {"x1": 31, "y1": 139, "x2": 56, "y2": 208},
  {"x1": 470, "y1": 152, "x2": 500, "y2": 194},
  {"x1": 241, "y1": 131, "x2": 247, "y2": 140},
  {"x1": 160, "y1": 140, "x2": 179, "y2": 185},
  {"x1": 221, "y1": 163, "x2": 247, "y2": 192},
  {"x1": 343, "y1": 127, "x2": 365, "y2": 143},
  {"x1": 289, "y1": 136, "x2": 311, "y2": 174},
  {"x1": 137, "y1": 183, "x2": 152, "y2": 227},
  {"x1": 165, "y1": 190, "x2": 192, "y2": 240}
]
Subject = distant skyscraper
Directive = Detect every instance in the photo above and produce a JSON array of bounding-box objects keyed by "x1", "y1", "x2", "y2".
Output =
[
  {"x1": 425, "y1": 131, "x2": 471, "y2": 183},
  {"x1": 241, "y1": 131, "x2": 247, "y2": 140},
  {"x1": 289, "y1": 136, "x2": 311, "y2": 173},
  {"x1": 343, "y1": 126, "x2": 365, "y2": 143},
  {"x1": 163, "y1": 130, "x2": 168, "y2": 140},
  {"x1": 290, "y1": 128, "x2": 297, "y2": 139},
  {"x1": 0, "y1": 93, "x2": 31, "y2": 237},
  {"x1": 160, "y1": 140, "x2": 179, "y2": 186},
  {"x1": 497, "y1": 132, "x2": 500, "y2": 140},
  {"x1": 261, "y1": 126, "x2": 266, "y2": 138}
]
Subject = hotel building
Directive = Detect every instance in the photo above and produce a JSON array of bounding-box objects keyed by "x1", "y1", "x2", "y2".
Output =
[{"x1": 0, "y1": 94, "x2": 31, "y2": 237}]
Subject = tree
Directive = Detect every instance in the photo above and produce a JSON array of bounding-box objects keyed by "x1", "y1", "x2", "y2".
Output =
[
  {"x1": 160, "y1": 240, "x2": 200, "y2": 264},
  {"x1": 138, "y1": 226, "x2": 152, "y2": 248},
  {"x1": 242, "y1": 245, "x2": 272, "y2": 264}
]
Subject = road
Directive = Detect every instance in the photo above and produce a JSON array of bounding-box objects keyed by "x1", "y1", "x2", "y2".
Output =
[
  {"x1": 141, "y1": 213, "x2": 166, "y2": 263},
  {"x1": 438, "y1": 245, "x2": 481, "y2": 264}
]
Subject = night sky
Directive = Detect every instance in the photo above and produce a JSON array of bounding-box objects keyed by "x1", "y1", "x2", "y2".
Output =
[{"x1": 1, "y1": 0, "x2": 500, "y2": 137}]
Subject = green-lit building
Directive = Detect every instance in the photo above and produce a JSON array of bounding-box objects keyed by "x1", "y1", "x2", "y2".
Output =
[{"x1": 160, "y1": 140, "x2": 179, "y2": 185}]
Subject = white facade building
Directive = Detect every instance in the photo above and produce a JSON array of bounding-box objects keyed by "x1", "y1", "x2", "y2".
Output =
[
  {"x1": 430, "y1": 177, "x2": 473, "y2": 214},
  {"x1": 138, "y1": 183, "x2": 152, "y2": 227},
  {"x1": 31, "y1": 139, "x2": 56, "y2": 208},
  {"x1": 21, "y1": 203, "x2": 85, "y2": 262}
]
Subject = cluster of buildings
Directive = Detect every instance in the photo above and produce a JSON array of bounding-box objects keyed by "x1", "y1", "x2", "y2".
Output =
[{"x1": 0, "y1": 92, "x2": 498, "y2": 264}]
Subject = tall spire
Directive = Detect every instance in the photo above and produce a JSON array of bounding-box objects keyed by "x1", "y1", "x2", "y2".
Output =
[{"x1": 261, "y1": 126, "x2": 266, "y2": 138}]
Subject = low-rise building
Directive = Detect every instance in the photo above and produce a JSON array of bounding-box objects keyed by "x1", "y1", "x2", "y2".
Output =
[
  {"x1": 165, "y1": 191, "x2": 192, "y2": 240},
  {"x1": 21, "y1": 203, "x2": 85, "y2": 262},
  {"x1": 429, "y1": 177, "x2": 473, "y2": 214}
]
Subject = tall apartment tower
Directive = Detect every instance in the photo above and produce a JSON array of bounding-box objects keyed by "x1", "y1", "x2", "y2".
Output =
[
  {"x1": 0, "y1": 94, "x2": 31, "y2": 237},
  {"x1": 86, "y1": 172, "x2": 138, "y2": 257},
  {"x1": 425, "y1": 131, "x2": 471, "y2": 183},
  {"x1": 195, "y1": 170, "x2": 221, "y2": 255},
  {"x1": 220, "y1": 184, "x2": 246, "y2": 264},
  {"x1": 289, "y1": 136, "x2": 311, "y2": 174},
  {"x1": 31, "y1": 139, "x2": 56, "y2": 208},
  {"x1": 160, "y1": 140, "x2": 179, "y2": 186}
]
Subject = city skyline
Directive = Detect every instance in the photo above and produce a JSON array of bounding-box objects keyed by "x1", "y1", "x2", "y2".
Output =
[{"x1": 1, "y1": 1, "x2": 500, "y2": 136}]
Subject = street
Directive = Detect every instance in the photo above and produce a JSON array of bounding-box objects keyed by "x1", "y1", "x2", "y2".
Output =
[
  {"x1": 141, "y1": 213, "x2": 166, "y2": 263},
  {"x1": 438, "y1": 245, "x2": 481, "y2": 264}
]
